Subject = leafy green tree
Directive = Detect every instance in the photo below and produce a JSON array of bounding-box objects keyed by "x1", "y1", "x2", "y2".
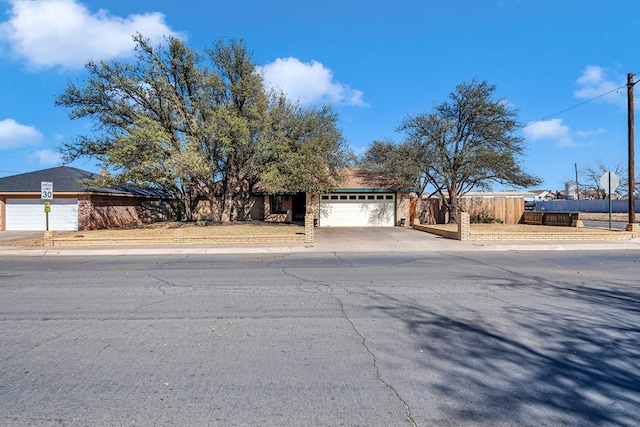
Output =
[
  {"x1": 397, "y1": 79, "x2": 541, "y2": 223},
  {"x1": 261, "y1": 102, "x2": 351, "y2": 194},
  {"x1": 358, "y1": 139, "x2": 426, "y2": 192},
  {"x1": 56, "y1": 35, "x2": 349, "y2": 222},
  {"x1": 56, "y1": 34, "x2": 220, "y2": 220}
]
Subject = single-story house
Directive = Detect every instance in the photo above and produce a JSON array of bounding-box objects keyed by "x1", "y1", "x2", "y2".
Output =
[
  {"x1": 193, "y1": 168, "x2": 417, "y2": 227},
  {"x1": 0, "y1": 166, "x2": 172, "y2": 231}
]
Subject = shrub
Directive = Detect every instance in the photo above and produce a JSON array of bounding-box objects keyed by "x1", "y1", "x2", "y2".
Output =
[{"x1": 470, "y1": 214, "x2": 503, "y2": 224}]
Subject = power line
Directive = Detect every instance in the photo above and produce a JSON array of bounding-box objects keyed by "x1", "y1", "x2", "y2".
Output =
[
  {"x1": 527, "y1": 83, "x2": 626, "y2": 126},
  {"x1": 527, "y1": 71, "x2": 640, "y2": 126}
]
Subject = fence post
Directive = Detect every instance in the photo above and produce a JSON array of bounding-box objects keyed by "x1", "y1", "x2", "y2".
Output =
[
  {"x1": 457, "y1": 212, "x2": 470, "y2": 241},
  {"x1": 305, "y1": 214, "x2": 315, "y2": 243},
  {"x1": 44, "y1": 231, "x2": 56, "y2": 247}
]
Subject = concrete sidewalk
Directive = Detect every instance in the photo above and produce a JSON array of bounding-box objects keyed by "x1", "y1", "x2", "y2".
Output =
[{"x1": 1, "y1": 227, "x2": 639, "y2": 256}]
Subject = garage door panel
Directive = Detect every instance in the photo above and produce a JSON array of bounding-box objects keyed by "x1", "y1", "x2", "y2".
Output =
[
  {"x1": 319, "y1": 194, "x2": 395, "y2": 227},
  {"x1": 6, "y1": 199, "x2": 78, "y2": 231}
]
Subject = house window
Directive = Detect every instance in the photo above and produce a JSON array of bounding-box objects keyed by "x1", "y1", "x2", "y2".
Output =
[{"x1": 271, "y1": 195, "x2": 283, "y2": 213}]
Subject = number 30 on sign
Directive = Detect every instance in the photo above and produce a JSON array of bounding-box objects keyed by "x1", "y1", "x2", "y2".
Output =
[{"x1": 41, "y1": 181, "x2": 53, "y2": 200}]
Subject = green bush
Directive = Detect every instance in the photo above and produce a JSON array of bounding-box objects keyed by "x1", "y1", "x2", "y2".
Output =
[
  {"x1": 470, "y1": 214, "x2": 503, "y2": 224},
  {"x1": 171, "y1": 201, "x2": 186, "y2": 222}
]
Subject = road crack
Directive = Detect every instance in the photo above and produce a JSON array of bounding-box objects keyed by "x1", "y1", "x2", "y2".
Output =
[{"x1": 282, "y1": 268, "x2": 417, "y2": 427}]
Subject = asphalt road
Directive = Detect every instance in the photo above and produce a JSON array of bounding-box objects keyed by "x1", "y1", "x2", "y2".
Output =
[{"x1": 1, "y1": 251, "x2": 639, "y2": 426}]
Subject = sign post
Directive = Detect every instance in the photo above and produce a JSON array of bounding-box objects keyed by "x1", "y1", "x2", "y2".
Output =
[
  {"x1": 600, "y1": 172, "x2": 620, "y2": 229},
  {"x1": 41, "y1": 181, "x2": 53, "y2": 231}
]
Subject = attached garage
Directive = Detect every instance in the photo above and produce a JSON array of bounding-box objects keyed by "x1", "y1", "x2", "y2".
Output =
[
  {"x1": 308, "y1": 168, "x2": 418, "y2": 228},
  {"x1": 6, "y1": 198, "x2": 78, "y2": 231},
  {"x1": 319, "y1": 193, "x2": 396, "y2": 227},
  {"x1": 1, "y1": 166, "x2": 173, "y2": 232}
]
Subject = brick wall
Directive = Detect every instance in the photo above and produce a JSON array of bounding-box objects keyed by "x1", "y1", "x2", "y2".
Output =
[
  {"x1": 78, "y1": 195, "x2": 144, "y2": 230},
  {"x1": 77, "y1": 196, "x2": 93, "y2": 230},
  {"x1": 396, "y1": 192, "x2": 414, "y2": 227}
]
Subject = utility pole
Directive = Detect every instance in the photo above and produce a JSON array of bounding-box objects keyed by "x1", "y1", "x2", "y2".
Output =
[
  {"x1": 574, "y1": 162, "x2": 579, "y2": 200},
  {"x1": 627, "y1": 73, "x2": 637, "y2": 231}
]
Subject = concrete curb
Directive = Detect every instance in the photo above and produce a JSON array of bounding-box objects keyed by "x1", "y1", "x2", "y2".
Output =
[{"x1": 1, "y1": 237, "x2": 639, "y2": 256}]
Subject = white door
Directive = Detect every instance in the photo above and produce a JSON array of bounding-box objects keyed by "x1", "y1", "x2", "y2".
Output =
[
  {"x1": 319, "y1": 194, "x2": 395, "y2": 227},
  {"x1": 6, "y1": 198, "x2": 78, "y2": 231}
]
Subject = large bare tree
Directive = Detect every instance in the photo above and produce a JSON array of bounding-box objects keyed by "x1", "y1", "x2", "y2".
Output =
[{"x1": 579, "y1": 161, "x2": 633, "y2": 199}]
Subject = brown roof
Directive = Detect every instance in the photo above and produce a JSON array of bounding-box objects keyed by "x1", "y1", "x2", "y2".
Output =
[
  {"x1": 335, "y1": 168, "x2": 411, "y2": 191},
  {"x1": 252, "y1": 167, "x2": 415, "y2": 194}
]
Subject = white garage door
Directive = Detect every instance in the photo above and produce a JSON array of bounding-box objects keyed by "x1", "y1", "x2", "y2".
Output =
[
  {"x1": 319, "y1": 193, "x2": 395, "y2": 227},
  {"x1": 6, "y1": 199, "x2": 78, "y2": 231}
]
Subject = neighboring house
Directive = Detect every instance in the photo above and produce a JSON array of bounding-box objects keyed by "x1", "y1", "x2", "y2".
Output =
[
  {"x1": 0, "y1": 166, "x2": 172, "y2": 231},
  {"x1": 457, "y1": 190, "x2": 540, "y2": 199},
  {"x1": 529, "y1": 190, "x2": 556, "y2": 201}
]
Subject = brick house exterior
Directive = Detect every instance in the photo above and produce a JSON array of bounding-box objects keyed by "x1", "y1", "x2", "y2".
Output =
[
  {"x1": 190, "y1": 168, "x2": 417, "y2": 227},
  {"x1": 0, "y1": 166, "x2": 172, "y2": 231}
]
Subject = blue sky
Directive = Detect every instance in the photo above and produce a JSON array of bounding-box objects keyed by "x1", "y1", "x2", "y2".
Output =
[{"x1": 0, "y1": 0, "x2": 638, "y2": 192}]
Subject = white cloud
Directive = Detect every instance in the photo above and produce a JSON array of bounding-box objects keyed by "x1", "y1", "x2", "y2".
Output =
[
  {"x1": 0, "y1": 0, "x2": 180, "y2": 69},
  {"x1": 260, "y1": 57, "x2": 366, "y2": 107},
  {"x1": 523, "y1": 118, "x2": 575, "y2": 148},
  {"x1": 574, "y1": 65, "x2": 626, "y2": 107},
  {"x1": 575, "y1": 128, "x2": 606, "y2": 138},
  {"x1": 0, "y1": 118, "x2": 43, "y2": 148},
  {"x1": 34, "y1": 149, "x2": 62, "y2": 165}
]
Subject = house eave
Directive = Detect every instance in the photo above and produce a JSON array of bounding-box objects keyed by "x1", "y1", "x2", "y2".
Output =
[
  {"x1": 328, "y1": 188, "x2": 418, "y2": 193},
  {"x1": 0, "y1": 191, "x2": 171, "y2": 199}
]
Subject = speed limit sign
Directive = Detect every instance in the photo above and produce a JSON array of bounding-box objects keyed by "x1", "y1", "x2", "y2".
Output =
[{"x1": 41, "y1": 181, "x2": 53, "y2": 200}]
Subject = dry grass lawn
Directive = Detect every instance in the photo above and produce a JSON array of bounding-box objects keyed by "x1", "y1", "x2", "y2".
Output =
[
  {"x1": 0, "y1": 221, "x2": 305, "y2": 247},
  {"x1": 1, "y1": 214, "x2": 634, "y2": 247},
  {"x1": 429, "y1": 223, "x2": 624, "y2": 235}
]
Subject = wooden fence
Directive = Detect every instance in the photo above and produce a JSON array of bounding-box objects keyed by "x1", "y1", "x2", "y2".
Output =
[
  {"x1": 521, "y1": 211, "x2": 581, "y2": 226},
  {"x1": 417, "y1": 197, "x2": 525, "y2": 224}
]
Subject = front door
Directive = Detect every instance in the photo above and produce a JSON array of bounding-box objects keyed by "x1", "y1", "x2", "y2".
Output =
[{"x1": 292, "y1": 193, "x2": 306, "y2": 223}]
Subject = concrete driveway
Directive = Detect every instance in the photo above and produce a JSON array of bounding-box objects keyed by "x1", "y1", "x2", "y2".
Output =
[
  {"x1": 312, "y1": 226, "x2": 460, "y2": 252},
  {"x1": 315, "y1": 226, "x2": 438, "y2": 242}
]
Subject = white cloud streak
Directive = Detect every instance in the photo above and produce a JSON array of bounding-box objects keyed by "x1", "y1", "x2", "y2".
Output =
[
  {"x1": 523, "y1": 118, "x2": 575, "y2": 148},
  {"x1": 260, "y1": 57, "x2": 366, "y2": 107},
  {"x1": 574, "y1": 65, "x2": 626, "y2": 107},
  {"x1": 575, "y1": 128, "x2": 606, "y2": 138},
  {"x1": 34, "y1": 149, "x2": 62, "y2": 165},
  {"x1": 0, "y1": 0, "x2": 180, "y2": 69},
  {"x1": 0, "y1": 118, "x2": 43, "y2": 149}
]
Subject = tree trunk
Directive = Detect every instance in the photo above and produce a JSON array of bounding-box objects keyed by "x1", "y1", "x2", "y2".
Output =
[
  {"x1": 220, "y1": 193, "x2": 234, "y2": 223},
  {"x1": 177, "y1": 194, "x2": 194, "y2": 222},
  {"x1": 447, "y1": 188, "x2": 460, "y2": 224},
  {"x1": 207, "y1": 194, "x2": 217, "y2": 223}
]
